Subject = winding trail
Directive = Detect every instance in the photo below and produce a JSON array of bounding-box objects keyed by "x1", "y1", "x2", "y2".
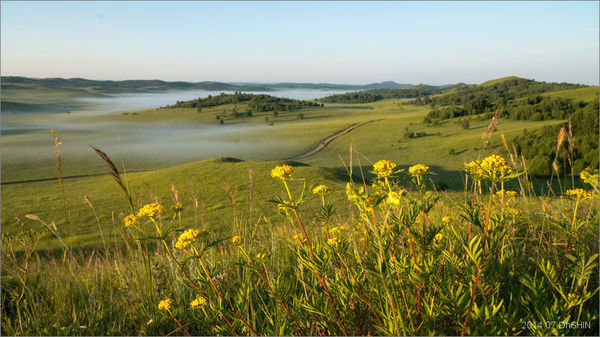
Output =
[{"x1": 283, "y1": 119, "x2": 377, "y2": 161}]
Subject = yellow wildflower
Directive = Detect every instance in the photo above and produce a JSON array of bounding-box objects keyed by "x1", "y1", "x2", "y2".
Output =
[
  {"x1": 175, "y1": 229, "x2": 202, "y2": 250},
  {"x1": 327, "y1": 237, "x2": 340, "y2": 249},
  {"x1": 277, "y1": 201, "x2": 294, "y2": 212},
  {"x1": 312, "y1": 184, "x2": 331, "y2": 195},
  {"x1": 171, "y1": 203, "x2": 183, "y2": 212},
  {"x1": 290, "y1": 234, "x2": 305, "y2": 243},
  {"x1": 270, "y1": 164, "x2": 293, "y2": 180},
  {"x1": 137, "y1": 203, "x2": 166, "y2": 218},
  {"x1": 372, "y1": 179, "x2": 386, "y2": 190},
  {"x1": 256, "y1": 252, "x2": 267, "y2": 261},
  {"x1": 123, "y1": 214, "x2": 138, "y2": 228},
  {"x1": 158, "y1": 298, "x2": 173, "y2": 312},
  {"x1": 231, "y1": 235, "x2": 243, "y2": 245},
  {"x1": 566, "y1": 189, "x2": 592, "y2": 200},
  {"x1": 496, "y1": 190, "x2": 517, "y2": 197},
  {"x1": 567, "y1": 293, "x2": 579, "y2": 307},
  {"x1": 408, "y1": 164, "x2": 429, "y2": 177},
  {"x1": 373, "y1": 160, "x2": 397, "y2": 178},
  {"x1": 509, "y1": 208, "x2": 521, "y2": 216},
  {"x1": 580, "y1": 170, "x2": 599, "y2": 191},
  {"x1": 465, "y1": 160, "x2": 484, "y2": 180},
  {"x1": 328, "y1": 225, "x2": 348, "y2": 237},
  {"x1": 387, "y1": 191, "x2": 402, "y2": 205},
  {"x1": 441, "y1": 216, "x2": 451, "y2": 224},
  {"x1": 480, "y1": 154, "x2": 513, "y2": 180},
  {"x1": 434, "y1": 233, "x2": 443, "y2": 246},
  {"x1": 190, "y1": 296, "x2": 207, "y2": 309}
]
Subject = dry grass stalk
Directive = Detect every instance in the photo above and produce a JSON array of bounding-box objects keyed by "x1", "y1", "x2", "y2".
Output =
[{"x1": 91, "y1": 146, "x2": 133, "y2": 210}]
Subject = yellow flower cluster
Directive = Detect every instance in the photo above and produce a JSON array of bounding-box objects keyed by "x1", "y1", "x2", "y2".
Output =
[
  {"x1": 327, "y1": 237, "x2": 340, "y2": 249},
  {"x1": 271, "y1": 164, "x2": 293, "y2": 180},
  {"x1": 409, "y1": 164, "x2": 429, "y2": 177},
  {"x1": 496, "y1": 190, "x2": 517, "y2": 197},
  {"x1": 373, "y1": 160, "x2": 397, "y2": 178},
  {"x1": 190, "y1": 296, "x2": 207, "y2": 309},
  {"x1": 256, "y1": 252, "x2": 267, "y2": 261},
  {"x1": 433, "y1": 233, "x2": 443, "y2": 247},
  {"x1": 277, "y1": 201, "x2": 294, "y2": 212},
  {"x1": 328, "y1": 225, "x2": 348, "y2": 237},
  {"x1": 567, "y1": 293, "x2": 580, "y2": 307},
  {"x1": 387, "y1": 191, "x2": 402, "y2": 205},
  {"x1": 345, "y1": 183, "x2": 365, "y2": 202},
  {"x1": 580, "y1": 170, "x2": 599, "y2": 190},
  {"x1": 312, "y1": 184, "x2": 331, "y2": 195},
  {"x1": 480, "y1": 154, "x2": 513, "y2": 178},
  {"x1": 566, "y1": 189, "x2": 592, "y2": 200},
  {"x1": 465, "y1": 160, "x2": 483, "y2": 180},
  {"x1": 158, "y1": 298, "x2": 172, "y2": 311},
  {"x1": 137, "y1": 203, "x2": 166, "y2": 218},
  {"x1": 123, "y1": 214, "x2": 138, "y2": 227},
  {"x1": 509, "y1": 208, "x2": 521, "y2": 216},
  {"x1": 290, "y1": 234, "x2": 305, "y2": 243},
  {"x1": 171, "y1": 203, "x2": 183, "y2": 212},
  {"x1": 441, "y1": 216, "x2": 451, "y2": 224},
  {"x1": 231, "y1": 235, "x2": 243, "y2": 245},
  {"x1": 175, "y1": 229, "x2": 203, "y2": 250}
]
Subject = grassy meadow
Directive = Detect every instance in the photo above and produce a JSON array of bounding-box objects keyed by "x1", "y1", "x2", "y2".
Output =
[{"x1": 1, "y1": 79, "x2": 599, "y2": 336}]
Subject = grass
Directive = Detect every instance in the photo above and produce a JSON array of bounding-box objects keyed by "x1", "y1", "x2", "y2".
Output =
[
  {"x1": 540, "y1": 86, "x2": 600, "y2": 102},
  {"x1": 2, "y1": 150, "x2": 598, "y2": 335}
]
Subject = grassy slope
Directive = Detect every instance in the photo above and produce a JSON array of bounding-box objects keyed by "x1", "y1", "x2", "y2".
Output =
[
  {"x1": 540, "y1": 86, "x2": 599, "y2": 101},
  {"x1": 1, "y1": 158, "x2": 356, "y2": 251},
  {"x1": 479, "y1": 76, "x2": 524, "y2": 86}
]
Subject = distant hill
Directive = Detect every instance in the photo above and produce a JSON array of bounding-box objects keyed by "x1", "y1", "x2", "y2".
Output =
[
  {"x1": 0, "y1": 76, "x2": 273, "y2": 93},
  {"x1": 262, "y1": 81, "x2": 411, "y2": 90},
  {"x1": 0, "y1": 76, "x2": 412, "y2": 94}
]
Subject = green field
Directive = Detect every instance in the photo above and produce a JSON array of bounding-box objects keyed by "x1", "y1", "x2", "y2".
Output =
[{"x1": 1, "y1": 77, "x2": 598, "y2": 336}]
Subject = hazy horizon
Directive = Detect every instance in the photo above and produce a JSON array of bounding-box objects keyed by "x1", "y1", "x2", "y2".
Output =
[{"x1": 2, "y1": 1, "x2": 598, "y2": 85}]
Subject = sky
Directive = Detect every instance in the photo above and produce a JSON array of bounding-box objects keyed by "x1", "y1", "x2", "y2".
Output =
[{"x1": 1, "y1": 1, "x2": 598, "y2": 85}]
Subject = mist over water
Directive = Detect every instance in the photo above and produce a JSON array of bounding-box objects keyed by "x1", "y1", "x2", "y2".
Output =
[{"x1": 2, "y1": 89, "x2": 344, "y2": 181}]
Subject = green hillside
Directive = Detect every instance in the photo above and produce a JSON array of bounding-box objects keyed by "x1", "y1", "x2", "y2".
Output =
[{"x1": 480, "y1": 76, "x2": 524, "y2": 86}]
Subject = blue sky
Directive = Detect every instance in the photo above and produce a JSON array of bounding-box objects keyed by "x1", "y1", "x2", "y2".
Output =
[{"x1": 1, "y1": 1, "x2": 598, "y2": 85}]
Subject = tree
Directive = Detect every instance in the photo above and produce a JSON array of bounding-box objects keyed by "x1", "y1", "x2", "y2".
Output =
[{"x1": 460, "y1": 119, "x2": 470, "y2": 130}]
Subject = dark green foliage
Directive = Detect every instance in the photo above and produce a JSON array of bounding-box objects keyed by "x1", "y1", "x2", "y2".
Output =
[
  {"x1": 460, "y1": 119, "x2": 470, "y2": 130},
  {"x1": 167, "y1": 92, "x2": 319, "y2": 112},
  {"x1": 416, "y1": 78, "x2": 587, "y2": 117},
  {"x1": 512, "y1": 104, "x2": 599, "y2": 176},
  {"x1": 320, "y1": 83, "x2": 470, "y2": 103},
  {"x1": 502, "y1": 96, "x2": 595, "y2": 121},
  {"x1": 428, "y1": 106, "x2": 467, "y2": 119}
]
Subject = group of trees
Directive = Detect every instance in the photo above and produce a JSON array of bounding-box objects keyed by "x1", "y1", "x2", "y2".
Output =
[
  {"x1": 415, "y1": 78, "x2": 585, "y2": 113},
  {"x1": 512, "y1": 106, "x2": 599, "y2": 176},
  {"x1": 319, "y1": 84, "x2": 470, "y2": 104},
  {"x1": 165, "y1": 92, "x2": 321, "y2": 112}
]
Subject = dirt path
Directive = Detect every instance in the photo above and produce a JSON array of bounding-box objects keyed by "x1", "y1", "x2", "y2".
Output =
[{"x1": 284, "y1": 119, "x2": 377, "y2": 161}]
